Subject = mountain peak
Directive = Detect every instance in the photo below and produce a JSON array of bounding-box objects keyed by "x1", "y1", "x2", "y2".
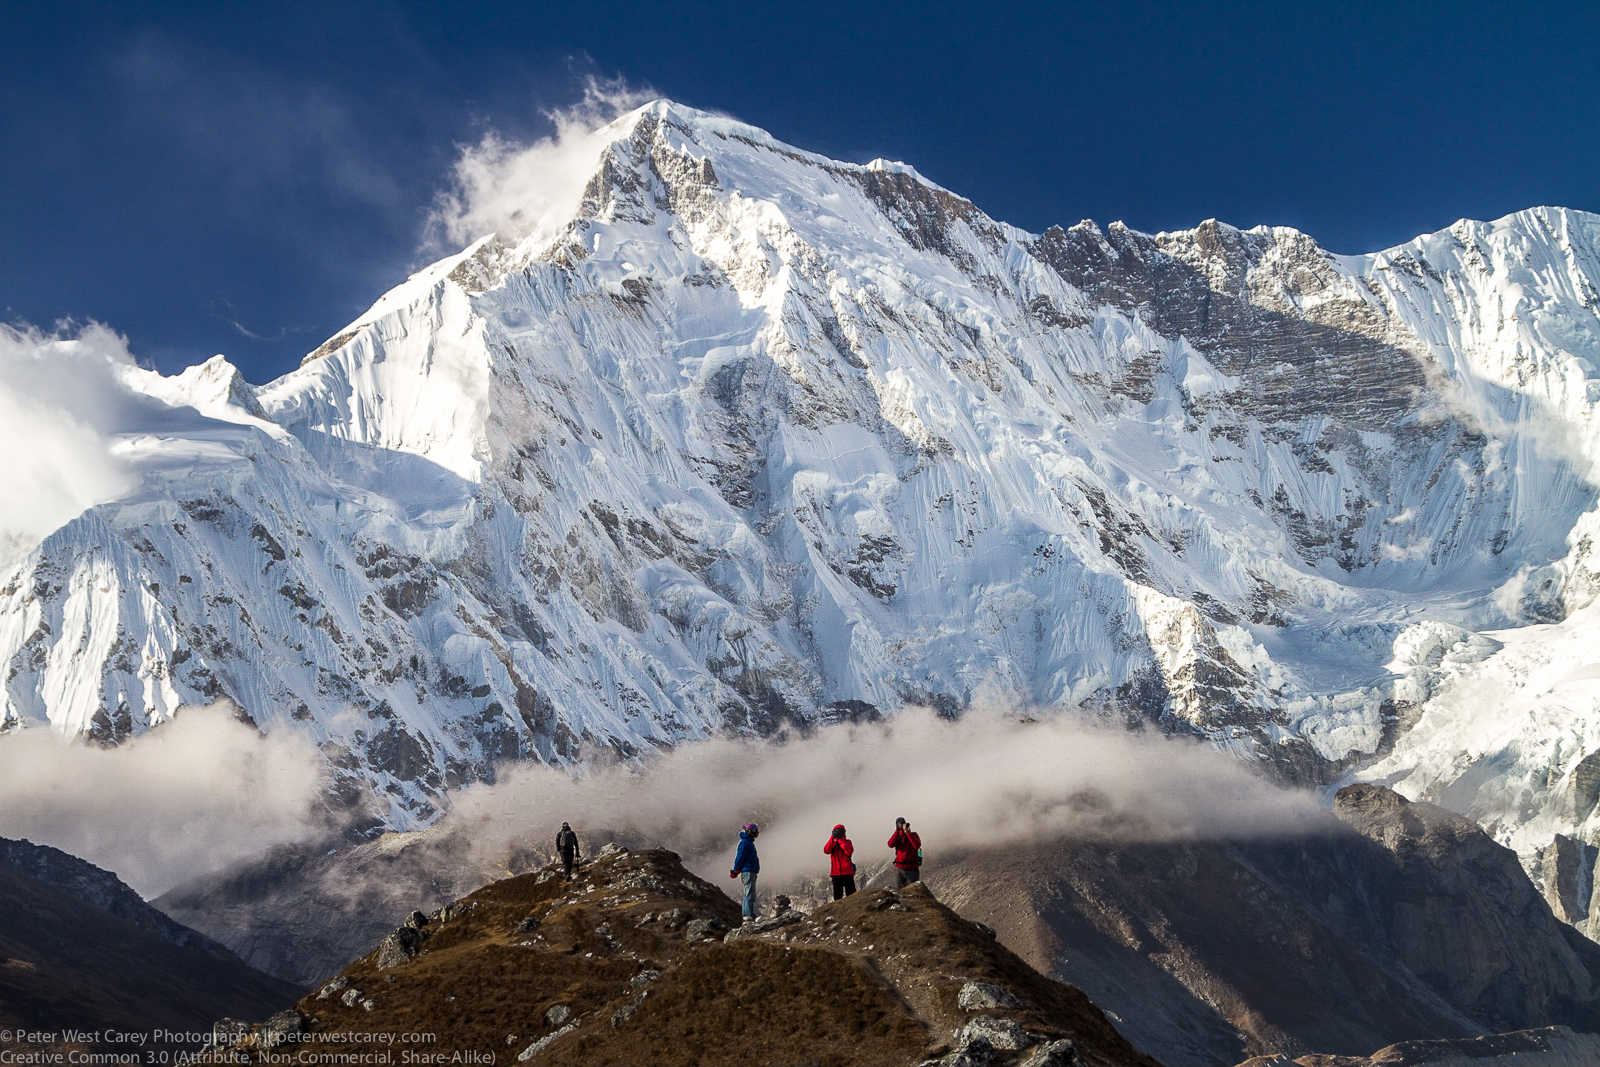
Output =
[{"x1": 6, "y1": 97, "x2": 1600, "y2": 879}]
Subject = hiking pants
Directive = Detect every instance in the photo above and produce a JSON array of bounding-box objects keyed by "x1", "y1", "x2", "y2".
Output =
[
  {"x1": 740, "y1": 871, "x2": 758, "y2": 919},
  {"x1": 831, "y1": 874, "x2": 857, "y2": 900},
  {"x1": 896, "y1": 866, "x2": 921, "y2": 887},
  {"x1": 561, "y1": 851, "x2": 576, "y2": 880}
]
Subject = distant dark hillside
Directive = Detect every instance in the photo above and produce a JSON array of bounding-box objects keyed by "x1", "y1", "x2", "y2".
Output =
[
  {"x1": 154, "y1": 829, "x2": 525, "y2": 984},
  {"x1": 0, "y1": 836, "x2": 235, "y2": 959},
  {"x1": 939, "y1": 785, "x2": 1600, "y2": 1065},
  {"x1": 0, "y1": 860, "x2": 303, "y2": 1048}
]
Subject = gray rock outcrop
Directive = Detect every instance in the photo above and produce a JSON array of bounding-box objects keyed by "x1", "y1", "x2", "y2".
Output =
[
  {"x1": 723, "y1": 908, "x2": 805, "y2": 941},
  {"x1": 373, "y1": 924, "x2": 427, "y2": 968},
  {"x1": 684, "y1": 916, "x2": 725, "y2": 940},
  {"x1": 959, "y1": 981, "x2": 1024, "y2": 1011},
  {"x1": 1019, "y1": 1040, "x2": 1082, "y2": 1067},
  {"x1": 956, "y1": 1016, "x2": 1029, "y2": 1052}
]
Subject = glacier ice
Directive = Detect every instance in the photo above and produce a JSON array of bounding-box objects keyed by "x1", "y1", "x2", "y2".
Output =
[{"x1": 1, "y1": 101, "x2": 1597, "y2": 849}]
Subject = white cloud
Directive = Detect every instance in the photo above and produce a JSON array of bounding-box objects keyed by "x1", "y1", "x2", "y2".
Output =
[
  {"x1": 427, "y1": 76, "x2": 656, "y2": 251},
  {"x1": 0, "y1": 322, "x2": 142, "y2": 568},
  {"x1": 0, "y1": 703, "x2": 322, "y2": 896},
  {"x1": 448, "y1": 707, "x2": 1325, "y2": 887}
]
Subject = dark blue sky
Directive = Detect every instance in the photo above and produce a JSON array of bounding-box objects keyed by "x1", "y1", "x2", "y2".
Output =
[{"x1": 4, "y1": 1, "x2": 1597, "y2": 382}]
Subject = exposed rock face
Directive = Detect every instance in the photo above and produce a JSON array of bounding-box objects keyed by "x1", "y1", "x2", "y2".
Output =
[
  {"x1": 962, "y1": 981, "x2": 1026, "y2": 1011},
  {"x1": 936, "y1": 785, "x2": 1600, "y2": 1066},
  {"x1": 1330, "y1": 785, "x2": 1600, "y2": 1032},
  {"x1": 207, "y1": 1010, "x2": 308, "y2": 1054},
  {"x1": 3, "y1": 100, "x2": 1599, "y2": 842},
  {"x1": 372, "y1": 923, "x2": 426, "y2": 968},
  {"x1": 1541, "y1": 834, "x2": 1593, "y2": 925},
  {"x1": 722, "y1": 908, "x2": 802, "y2": 940},
  {"x1": 958, "y1": 1014, "x2": 1031, "y2": 1051},
  {"x1": 682, "y1": 915, "x2": 725, "y2": 940},
  {"x1": 1021, "y1": 1040, "x2": 1085, "y2": 1067}
]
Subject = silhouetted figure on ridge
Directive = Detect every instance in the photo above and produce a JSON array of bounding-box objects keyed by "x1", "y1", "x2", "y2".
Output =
[{"x1": 556, "y1": 821, "x2": 580, "y2": 881}]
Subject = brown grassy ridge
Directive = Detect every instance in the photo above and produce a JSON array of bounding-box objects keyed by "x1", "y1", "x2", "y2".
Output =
[{"x1": 288, "y1": 845, "x2": 1159, "y2": 1067}]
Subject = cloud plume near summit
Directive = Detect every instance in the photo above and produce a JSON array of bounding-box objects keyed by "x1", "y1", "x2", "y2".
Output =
[
  {"x1": 449, "y1": 708, "x2": 1327, "y2": 886},
  {"x1": 427, "y1": 77, "x2": 656, "y2": 251},
  {"x1": 0, "y1": 323, "x2": 140, "y2": 567}
]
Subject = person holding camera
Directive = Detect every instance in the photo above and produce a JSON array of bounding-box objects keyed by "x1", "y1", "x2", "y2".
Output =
[
  {"x1": 824, "y1": 824, "x2": 857, "y2": 899},
  {"x1": 887, "y1": 817, "x2": 922, "y2": 886}
]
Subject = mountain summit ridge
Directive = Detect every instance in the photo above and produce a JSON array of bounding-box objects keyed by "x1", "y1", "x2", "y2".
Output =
[{"x1": 3, "y1": 102, "x2": 1599, "y2": 868}]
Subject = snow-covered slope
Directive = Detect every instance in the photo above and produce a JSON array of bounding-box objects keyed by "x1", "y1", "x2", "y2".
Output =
[{"x1": 3, "y1": 101, "x2": 1598, "y2": 840}]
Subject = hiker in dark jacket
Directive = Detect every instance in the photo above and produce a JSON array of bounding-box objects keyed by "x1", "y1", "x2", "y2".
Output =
[
  {"x1": 824, "y1": 824, "x2": 856, "y2": 899},
  {"x1": 556, "y1": 822, "x2": 580, "y2": 881},
  {"x1": 888, "y1": 817, "x2": 921, "y2": 887},
  {"x1": 729, "y1": 823, "x2": 761, "y2": 921}
]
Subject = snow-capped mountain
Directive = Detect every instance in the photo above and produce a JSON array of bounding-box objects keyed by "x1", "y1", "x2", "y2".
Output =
[{"x1": 3, "y1": 101, "x2": 1598, "y2": 849}]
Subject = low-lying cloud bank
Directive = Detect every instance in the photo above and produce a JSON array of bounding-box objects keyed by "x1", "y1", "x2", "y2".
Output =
[
  {"x1": 0, "y1": 705, "x2": 322, "y2": 896},
  {"x1": 449, "y1": 708, "x2": 1327, "y2": 885},
  {"x1": 0, "y1": 703, "x2": 1327, "y2": 900}
]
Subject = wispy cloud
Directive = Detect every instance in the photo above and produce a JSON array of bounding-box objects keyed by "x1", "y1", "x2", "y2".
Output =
[
  {"x1": 204, "y1": 300, "x2": 310, "y2": 343},
  {"x1": 113, "y1": 30, "x2": 410, "y2": 218},
  {"x1": 426, "y1": 74, "x2": 656, "y2": 252}
]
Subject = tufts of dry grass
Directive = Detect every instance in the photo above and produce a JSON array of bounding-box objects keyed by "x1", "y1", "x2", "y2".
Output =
[
  {"x1": 547, "y1": 940, "x2": 927, "y2": 1066},
  {"x1": 290, "y1": 848, "x2": 1159, "y2": 1067}
]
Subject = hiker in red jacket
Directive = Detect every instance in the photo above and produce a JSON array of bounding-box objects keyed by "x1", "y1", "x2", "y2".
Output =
[
  {"x1": 888, "y1": 817, "x2": 922, "y2": 886},
  {"x1": 824, "y1": 824, "x2": 856, "y2": 899}
]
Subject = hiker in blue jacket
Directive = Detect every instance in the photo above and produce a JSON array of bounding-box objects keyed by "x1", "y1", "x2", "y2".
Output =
[{"x1": 729, "y1": 823, "x2": 761, "y2": 922}]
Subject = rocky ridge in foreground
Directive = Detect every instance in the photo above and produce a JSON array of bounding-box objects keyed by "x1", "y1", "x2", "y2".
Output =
[
  {"x1": 159, "y1": 784, "x2": 1600, "y2": 1063},
  {"x1": 215, "y1": 844, "x2": 1157, "y2": 1067}
]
